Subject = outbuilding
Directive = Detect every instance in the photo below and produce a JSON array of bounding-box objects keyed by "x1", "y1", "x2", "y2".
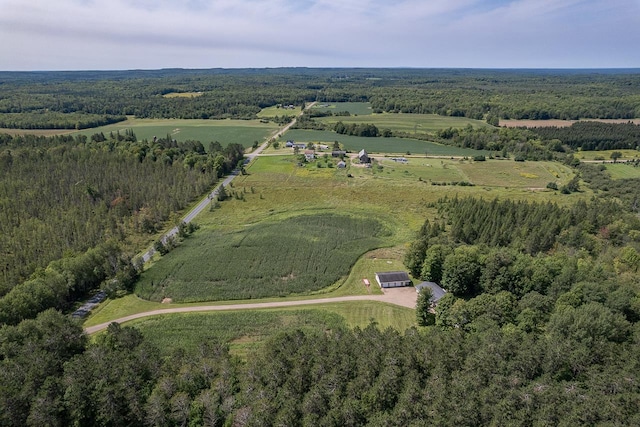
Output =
[
  {"x1": 358, "y1": 149, "x2": 371, "y2": 163},
  {"x1": 375, "y1": 271, "x2": 412, "y2": 288}
]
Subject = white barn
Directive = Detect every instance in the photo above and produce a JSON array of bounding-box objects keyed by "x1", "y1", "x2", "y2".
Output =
[{"x1": 375, "y1": 271, "x2": 412, "y2": 288}]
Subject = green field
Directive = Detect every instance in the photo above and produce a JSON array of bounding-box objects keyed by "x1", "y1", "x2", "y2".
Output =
[
  {"x1": 576, "y1": 149, "x2": 640, "y2": 161},
  {"x1": 71, "y1": 118, "x2": 278, "y2": 147},
  {"x1": 257, "y1": 105, "x2": 301, "y2": 118},
  {"x1": 316, "y1": 111, "x2": 491, "y2": 134},
  {"x1": 311, "y1": 102, "x2": 374, "y2": 115},
  {"x1": 280, "y1": 129, "x2": 488, "y2": 156},
  {"x1": 605, "y1": 163, "x2": 640, "y2": 179},
  {"x1": 135, "y1": 213, "x2": 388, "y2": 302}
]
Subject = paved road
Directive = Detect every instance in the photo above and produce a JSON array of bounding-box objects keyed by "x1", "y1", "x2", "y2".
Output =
[
  {"x1": 84, "y1": 287, "x2": 417, "y2": 334},
  {"x1": 140, "y1": 102, "x2": 315, "y2": 263}
]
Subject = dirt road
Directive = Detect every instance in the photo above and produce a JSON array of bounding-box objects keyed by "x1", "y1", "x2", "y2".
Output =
[{"x1": 84, "y1": 286, "x2": 416, "y2": 334}]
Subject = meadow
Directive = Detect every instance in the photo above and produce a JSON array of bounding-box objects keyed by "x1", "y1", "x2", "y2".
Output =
[
  {"x1": 311, "y1": 102, "x2": 374, "y2": 116},
  {"x1": 120, "y1": 302, "x2": 415, "y2": 357},
  {"x1": 605, "y1": 163, "x2": 640, "y2": 179},
  {"x1": 279, "y1": 129, "x2": 488, "y2": 156},
  {"x1": 576, "y1": 149, "x2": 640, "y2": 161},
  {"x1": 257, "y1": 105, "x2": 302, "y2": 118},
  {"x1": 316, "y1": 110, "x2": 491, "y2": 134},
  {"x1": 71, "y1": 118, "x2": 278, "y2": 147}
]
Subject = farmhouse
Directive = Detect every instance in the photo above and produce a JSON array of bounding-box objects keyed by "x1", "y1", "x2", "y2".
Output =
[
  {"x1": 293, "y1": 143, "x2": 307, "y2": 149},
  {"x1": 304, "y1": 150, "x2": 315, "y2": 161},
  {"x1": 415, "y1": 281, "x2": 447, "y2": 303},
  {"x1": 285, "y1": 140, "x2": 294, "y2": 147},
  {"x1": 375, "y1": 271, "x2": 412, "y2": 288},
  {"x1": 358, "y1": 149, "x2": 371, "y2": 163}
]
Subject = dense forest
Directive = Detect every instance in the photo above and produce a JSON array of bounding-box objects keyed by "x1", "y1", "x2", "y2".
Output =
[
  {"x1": 1, "y1": 69, "x2": 640, "y2": 128},
  {"x1": 528, "y1": 121, "x2": 640, "y2": 151},
  {"x1": 0, "y1": 132, "x2": 243, "y2": 305}
]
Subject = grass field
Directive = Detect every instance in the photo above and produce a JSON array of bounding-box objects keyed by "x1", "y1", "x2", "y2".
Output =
[
  {"x1": 311, "y1": 102, "x2": 374, "y2": 116},
  {"x1": 605, "y1": 163, "x2": 640, "y2": 179},
  {"x1": 135, "y1": 213, "x2": 388, "y2": 302},
  {"x1": 316, "y1": 112, "x2": 490, "y2": 134},
  {"x1": 71, "y1": 118, "x2": 278, "y2": 147},
  {"x1": 257, "y1": 105, "x2": 301, "y2": 118},
  {"x1": 279, "y1": 129, "x2": 488, "y2": 156},
  {"x1": 576, "y1": 149, "x2": 640, "y2": 161},
  {"x1": 162, "y1": 91, "x2": 204, "y2": 98},
  {"x1": 119, "y1": 302, "x2": 415, "y2": 357}
]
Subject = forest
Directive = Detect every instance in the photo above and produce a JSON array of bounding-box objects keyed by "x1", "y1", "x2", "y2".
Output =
[{"x1": 1, "y1": 69, "x2": 640, "y2": 129}]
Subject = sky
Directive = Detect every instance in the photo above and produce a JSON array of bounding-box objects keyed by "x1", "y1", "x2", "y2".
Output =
[{"x1": 0, "y1": 0, "x2": 639, "y2": 71}]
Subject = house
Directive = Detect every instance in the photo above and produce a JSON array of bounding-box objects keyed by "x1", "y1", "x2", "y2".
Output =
[
  {"x1": 415, "y1": 282, "x2": 447, "y2": 303},
  {"x1": 358, "y1": 149, "x2": 371, "y2": 163},
  {"x1": 332, "y1": 150, "x2": 346, "y2": 158},
  {"x1": 337, "y1": 160, "x2": 346, "y2": 168},
  {"x1": 375, "y1": 271, "x2": 412, "y2": 288},
  {"x1": 293, "y1": 143, "x2": 307, "y2": 149},
  {"x1": 285, "y1": 140, "x2": 295, "y2": 148},
  {"x1": 304, "y1": 150, "x2": 315, "y2": 161}
]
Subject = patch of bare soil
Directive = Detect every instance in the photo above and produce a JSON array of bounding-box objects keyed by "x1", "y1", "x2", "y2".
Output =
[{"x1": 161, "y1": 298, "x2": 173, "y2": 304}]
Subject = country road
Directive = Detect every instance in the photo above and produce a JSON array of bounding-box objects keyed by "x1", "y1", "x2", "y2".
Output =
[
  {"x1": 84, "y1": 287, "x2": 417, "y2": 334},
  {"x1": 140, "y1": 102, "x2": 315, "y2": 263}
]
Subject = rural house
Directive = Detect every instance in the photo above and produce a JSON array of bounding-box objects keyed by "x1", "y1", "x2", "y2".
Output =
[
  {"x1": 304, "y1": 150, "x2": 315, "y2": 161},
  {"x1": 358, "y1": 149, "x2": 371, "y2": 163},
  {"x1": 375, "y1": 271, "x2": 412, "y2": 288},
  {"x1": 285, "y1": 140, "x2": 295, "y2": 147},
  {"x1": 415, "y1": 281, "x2": 447, "y2": 303}
]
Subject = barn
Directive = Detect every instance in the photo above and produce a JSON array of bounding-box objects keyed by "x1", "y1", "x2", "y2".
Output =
[{"x1": 375, "y1": 271, "x2": 412, "y2": 288}]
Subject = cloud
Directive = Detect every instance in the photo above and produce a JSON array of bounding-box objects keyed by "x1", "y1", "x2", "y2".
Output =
[{"x1": 0, "y1": 0, "x2": 638, "y2": 69}]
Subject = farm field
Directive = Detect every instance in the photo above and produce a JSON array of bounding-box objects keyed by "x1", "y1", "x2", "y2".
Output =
[
  {"x1": 316, "y1": 111, "x2": 491, "y2": 134},
  {"x1": 279, "y1": 129, "x2": 488, "y2": 156},
  {"x1": 576, "y1": 149, "x2": 640, "y2": 161},
  {"x1": 604, "y1": 163, "x2": 640, "y2": 179},
  {"x1": 135, "y1": 213, "x2": 388, "y2": 302},
  {"x1": 257, "y1": 105, "x2": 301, "y2": 118},
  {"x1": 456, "y1": 159, "x2": 573, "y2": 188},
  {"x1": 71, "y1": 118, "x2": 278, "y2": 147},
  {"x1": 311, "y1": 102, "x2": 374, "y2": 115}
]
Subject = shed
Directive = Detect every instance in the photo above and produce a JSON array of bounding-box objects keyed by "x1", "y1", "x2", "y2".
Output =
[
  {"x1": 415, "y1": 282, "x2": 447, "y2": 302},
  {"x1": 337, "y1": 160, "x2": 346, "y2": 168},
  {"x1": 375, "y1": 271, "x2": 412, "y2": 288},
  {"x1": 332, "y1": 150, "x2": 346, "y2": 157},
  {"x1": 358, "y1": 149, "x2": 371, "y2": 163}
]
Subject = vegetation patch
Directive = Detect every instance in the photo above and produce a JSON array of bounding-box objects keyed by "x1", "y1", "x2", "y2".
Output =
[
  {"x1": 311, "y1": 102, "x2": 374, "y2": 116},
  {"x1": 136, "y1": 213, "x2": 388, "y2": 302}
]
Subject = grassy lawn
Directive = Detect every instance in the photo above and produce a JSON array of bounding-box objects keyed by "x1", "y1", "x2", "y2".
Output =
[
  {"x1": 279, "y1": 129, "x2": 488, "y2": 156},
  {"x1": 311, "y1": 102, "x2": 374, "y2": 116},
  {"x1": 316, "y1": 112, "x2": 491, "y2": 134},
  {"x1": 71, "y1": 118, "x2": 278, "y2": 147},
  {"x1": 605, "y1": 163, "x2": 640, "y2": 179}
]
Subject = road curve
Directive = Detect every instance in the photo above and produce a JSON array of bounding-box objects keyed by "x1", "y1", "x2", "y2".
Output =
[{"x1": 84, "y1": 288, "x2": 417, "y2": 334}]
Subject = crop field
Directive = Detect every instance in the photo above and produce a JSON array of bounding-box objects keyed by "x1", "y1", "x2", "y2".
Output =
[
  {"x1": 279, "y1": 129, "x2": 488, "y2": 156},
  {"x1": 311, "y1": 102, "x2": 374, "y2": 115},
  {"x1": 317, "y1": 112, "x2": 490, "y2": 134},
  {"x1": 605, "y1": 163, "x2": 640, "y2": 179},
  {"x1": 72, "y1": 118, "x2": 278, "y2": 147},
  {"x1": 257, "y1": 105, "x2": 301, "y2": 118},
  {"x1": 135, "y1": 213, "x2": 388, "y2": 302}
]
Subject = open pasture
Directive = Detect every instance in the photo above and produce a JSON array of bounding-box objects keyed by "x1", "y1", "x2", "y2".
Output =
[
  {"x1": 72, "y1": 118, "x2": 277, "y2": 147},
  {"x1": 162, "y1": 91, "x2": 204, "y2": 98},
  {"x1": 577, "y1": 149, "x2": 640, "y2": 161},
  {"x1": 457, "y1": 159, "x2": 572, "y2": 188},
  {"x1": 257, "y1": 105, "x2": 301, "y2": 118},
  {"x1": 311, "y1": 102, "x2": 374, "y2": 115},
  {"x1": 135, "y1": 213, "x2": 388, "y2": 302},
  {"x1": 317, "y1": 112, "x2": 490, "y2": 134},
  {"x1": 280, "y1": 129, "x2": 488, "y2": 156},
  {"x1": 605, "y1": 163, "x2": 640, "y2": 179}
]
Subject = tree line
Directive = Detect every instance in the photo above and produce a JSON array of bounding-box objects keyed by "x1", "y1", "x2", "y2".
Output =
[
  {"x1": 528, "y1": 121, "x2": 640, "y2": 151},
  {"x1": 0, "y1": 132, "x2": 243, "y2": 300}
]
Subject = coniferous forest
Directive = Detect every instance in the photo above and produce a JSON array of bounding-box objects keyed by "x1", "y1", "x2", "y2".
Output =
[{"x1": 1, "y1": 68, "x2": 640, "y2": 426}]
